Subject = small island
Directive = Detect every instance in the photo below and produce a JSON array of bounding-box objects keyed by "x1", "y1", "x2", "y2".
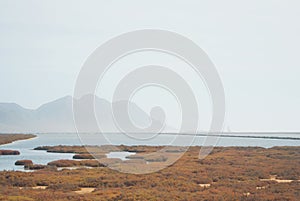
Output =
[
  {"x1": 0, "y1": 150, "x2": 20, "y2": 155},
  {"x1": 15, "y1": 160, "x2": 33, "y2": 166},
  {"x1": 0, "y1": 134, "x2": 36, "y2": 155}
]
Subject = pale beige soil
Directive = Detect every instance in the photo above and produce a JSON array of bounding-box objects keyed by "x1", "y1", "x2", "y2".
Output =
[
  {"x1": 74, "y1": 188, "x2": 95, "y2": 194},
  {"x1": 260, "y1": 175, "x2": 299, "y2": 183},
  {"x1": 198, "y1": 184, "x2": 211, "y2": 188}
]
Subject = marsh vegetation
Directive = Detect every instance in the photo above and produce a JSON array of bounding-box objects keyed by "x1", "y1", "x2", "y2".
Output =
[{"x1": 0, "y1": 146, "x2": 299, "y2": 200}]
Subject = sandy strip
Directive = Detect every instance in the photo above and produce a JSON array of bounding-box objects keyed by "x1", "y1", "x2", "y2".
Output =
[
  {"x1": 74, "y1": 188, "x2": 95, "y2": 194},
  {"x1": 32, "y1": 186, "x2": 47, "y2": 189},
  {"x1": 19, "y1": 186, "x2": 47, "y2": 190},
  {"x1": 199, "y1": 184, "x2": 211, "y2": 187},
  {"x1": 260, "y1": 175, "x2": 299, "y2": 183}
]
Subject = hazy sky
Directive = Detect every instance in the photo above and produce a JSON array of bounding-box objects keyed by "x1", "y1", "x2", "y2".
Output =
[{"x1": 1, "y1": 0, "x2": 300, "y2": 131}]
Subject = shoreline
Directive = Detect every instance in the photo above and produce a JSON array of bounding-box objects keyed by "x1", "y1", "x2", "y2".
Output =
[
  {"x1": 6, "y1": 145, "x2": 300, "y2": 171},
  {"x1": 0, "y1": 134, "x2": 36, "y2": 146},
  {"x1": 2, "y1": 132, "x2": 300, "y2": 140}
]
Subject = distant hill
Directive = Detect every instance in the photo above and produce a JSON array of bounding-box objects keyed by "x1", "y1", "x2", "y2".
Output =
[{"x1": 0, "y1": 95, "x2": 165, "y2": 133}]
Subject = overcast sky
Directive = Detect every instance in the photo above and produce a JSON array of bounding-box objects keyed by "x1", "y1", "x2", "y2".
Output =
[{"x1": 1, "y1": 0, "x2": 300, "y2": 131}]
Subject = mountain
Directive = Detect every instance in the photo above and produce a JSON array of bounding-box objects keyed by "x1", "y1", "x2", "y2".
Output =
[{"x1": 0, "y1": 95, "x2": 164, "y2": 133}]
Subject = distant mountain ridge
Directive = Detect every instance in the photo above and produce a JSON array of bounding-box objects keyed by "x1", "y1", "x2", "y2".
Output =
[{"x1": 0, "y1": 95, "x2": 163, "y2": 133}]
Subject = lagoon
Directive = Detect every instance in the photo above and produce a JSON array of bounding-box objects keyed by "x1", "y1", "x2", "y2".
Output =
[{"x1": 0, "y1": 133, "x2": 299, "y2": 171}]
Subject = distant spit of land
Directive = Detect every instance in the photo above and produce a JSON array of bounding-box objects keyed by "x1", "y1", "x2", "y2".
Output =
[
  {"x1": 0, "y1": 134, "x2": 36, "y2": 155},
  {"x1": 0, "y1": 134, "x2": 36, "y2": 145}
]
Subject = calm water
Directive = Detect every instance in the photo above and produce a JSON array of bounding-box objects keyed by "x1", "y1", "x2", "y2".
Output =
[
  {"x1": 106, "y1": 152, "x2": 135, "y2": 161},
  {"x1": 0, "y1": 133, "x2": 299, "y2": 171}
]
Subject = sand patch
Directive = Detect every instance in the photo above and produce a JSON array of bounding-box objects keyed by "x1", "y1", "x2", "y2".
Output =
[
  {"x1": 57, "y1": 166, "x2": 94, "y2": 171},
  {"x1": 199, "y1": 184, "x2": 211, "y2": 188},
  {"x1": 19, "y1": 186, "x2": 47, "y2": 190},
  {"x1": 260, "y1": 175, "x2": 299, "y2": 183},
  {"x1": 32, "y1": 186, "x2": 47, "y2": 189},
  {"x1": 74, "y1": 188, "x2": 95, "y2": 194},
  {"x1": 243, "y1": 192, "x2": 250, "y2": 197}
]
